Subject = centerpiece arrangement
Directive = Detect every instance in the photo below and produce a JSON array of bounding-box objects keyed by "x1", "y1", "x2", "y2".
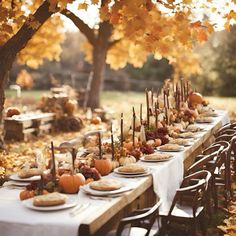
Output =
[{"x1": 14, "y1": 78, "x2": 216, "y2": 204}]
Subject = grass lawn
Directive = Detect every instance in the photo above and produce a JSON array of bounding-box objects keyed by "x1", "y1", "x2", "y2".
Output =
[{"x1": 5, "y1": 90, "x2": 236, "y2": 120}]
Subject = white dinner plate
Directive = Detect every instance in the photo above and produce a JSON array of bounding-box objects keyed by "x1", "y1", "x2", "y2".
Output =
[
  {"x1": 113, "y1": 167, "x2": 149, "y2": 175},
  {"x1": 156, "y1": 146, "x2": 184, "y2": 152},
  {"x1": 112, "y1": 171, "x2": 151, "y2": 178},
  {"x1": 139, "y1": 156, "x2": 173, "y2": 162},
  {"x1": 9, "y1": 173, "x2": 41, "y2": 182},
  {"x1": 80, "y1": 184, "x2": 133, "y2": 196},
  {"x1": 22, "y1": 197, "x2": 77, "y2": 211},
  {"x1": 195, "y1": 118, "x2": 214, "y2": 124}
]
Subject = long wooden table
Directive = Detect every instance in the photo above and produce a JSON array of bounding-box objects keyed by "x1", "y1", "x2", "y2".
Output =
[
  {"x1": 78, "y1": 110, "x2": 230, "y2": 236},
  {"x1": 0, "y1": 110, "x2": 229, "y2": 236}
]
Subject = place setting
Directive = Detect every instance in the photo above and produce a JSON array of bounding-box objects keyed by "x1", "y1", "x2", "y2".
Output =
[
  {"x1": 139, "y1": 153, "x2": 173, "y2": 162},
  {"x1": 156, "y1": 144, "x2": 185, "y2": 153},
  {"x1": 80, "y1": 178, "x2": 134, "y2": 198},
  {"x1": 113, "y1": 164, "x2": 152, "y2": 178}
]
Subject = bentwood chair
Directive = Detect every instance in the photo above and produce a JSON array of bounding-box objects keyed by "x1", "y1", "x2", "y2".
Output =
[
  {"x1": 194, "y1": 144, "x2": 223, "y2": 163},
  {"x1": 215, "y1": 133, "x2": 236, "y2": 142},
  {"x1": 187, "y1": 146, "x2": 224, "y2": 211},
  {"x1": 158, "y1": 170, "x2": 211, "y2": 236},
  {"x1": 214, "y1": 122, "x2": 236, "y2": 137},
  {"x1": 114, "y1": 200, "x2": 162, "y2": 236}
]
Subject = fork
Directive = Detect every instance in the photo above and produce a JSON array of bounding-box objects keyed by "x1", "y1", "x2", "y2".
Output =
[{"x1": 69, "y1": 203, "x2": 90, "y2": 217}]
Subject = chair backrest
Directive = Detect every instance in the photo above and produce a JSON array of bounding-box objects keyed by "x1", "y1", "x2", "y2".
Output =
[
  {"x1": 215, "y1": 133, "x2": 236, "y2": 142},
  {"x1": 202, "y1": 144, "x2": 223, "y2": 155},
  {"x1": 186, "y1": 145, "x2": 224, "y2": 175},
  {"x1": 116, "y1": 200, "x2": 161, "y2": 236},
  {"x1": 215, "y1": 123, "x2": 236, "y2": 137},
  {"x1": 210, "y1": 140, "x2": 230, "y2": 149},
  {"x1": 168, "y1": 170, "x2": 211, "y2": 218}
]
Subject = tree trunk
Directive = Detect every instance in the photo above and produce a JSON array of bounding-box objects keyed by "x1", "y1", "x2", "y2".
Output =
[
  {"x1": 0, "y1": 0, "x2": 53, "y2": 143},
  {"x1": 87, "y1": 22, "x2": 113, "y2": 109}
]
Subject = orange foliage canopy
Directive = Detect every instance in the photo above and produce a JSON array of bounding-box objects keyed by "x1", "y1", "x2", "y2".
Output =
[{"x1": 79, "y1": 0, "x2": 236, "y2": 78}]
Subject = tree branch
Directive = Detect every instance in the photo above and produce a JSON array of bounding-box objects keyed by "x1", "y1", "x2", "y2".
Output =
[
  {"x1": 61, "y1": 9, "x2": 95, "y2": 45},
  {"x1": 108, "y1": 39, "x2": 121, "y2": 49}
]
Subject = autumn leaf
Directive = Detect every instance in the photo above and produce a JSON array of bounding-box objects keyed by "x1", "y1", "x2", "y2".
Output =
[
  {"x1": 91, "y1": 0, "x2": 99, "y2": 4},
  {"x1": 78, "y1": 3, "x2": 88, "y2": 10},
  {"x1": 196, "y1": 29, "x2": 208, "y2": 42}
]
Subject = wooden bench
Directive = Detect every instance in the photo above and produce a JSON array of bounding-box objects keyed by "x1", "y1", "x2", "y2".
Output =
[{"x1": 4, "y1": 112, "x2": 55, "y2": 141}]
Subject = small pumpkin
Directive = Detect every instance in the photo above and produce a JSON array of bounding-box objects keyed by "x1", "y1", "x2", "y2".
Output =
[
  {"x1": 91, "y1": 116, "x2": 102, "y2": 125},
  {"x1": 155, "y1": 139, "x2": 162, "y2": 147},
  {"x1": 6, "y1": 107, "x2": 20, "y2": 117},
  {"x1": 94, "y1": 158, "x2": 112, "y2": 176},
  {"x1": 19, "y1": 190, "x2": 35, "y2": 201},
  {"x1": 64, "y1": 100, "x2": 76, "y2": 115},
  {"x1": 188, "y1": 92, "x2": 204, "y2": 105},
  {"x1": 119, "y1": 155, "x2": 136, "y2": 166},
  {"x1": 59, "y1": 173, "x2": 85, "y2": 194}
]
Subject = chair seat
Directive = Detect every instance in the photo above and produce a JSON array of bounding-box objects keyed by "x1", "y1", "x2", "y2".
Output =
[
  {"x1": 106, "y1": 227, "x2": 148, "y2": 236},
  {"x1": 170, "y1": 204, "x2": 204, "y2": 218}
]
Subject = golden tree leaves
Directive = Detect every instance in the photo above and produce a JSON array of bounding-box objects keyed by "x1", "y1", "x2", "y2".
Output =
[
  {"x1": 218, "y1": 197, "x2": 236, "y2": 236},
  {"x1": 16, "y1": 70, "x2": 34, "y2": 89},
  {"x1": 26, "y1": 15, "x2": 41, "y2": 30},
  {"x1": 78, "y1": 3, "x2": 89, "y2": 10},
  {"x1": 17, "y1": 16, "x2": 65, "y2": 69}
]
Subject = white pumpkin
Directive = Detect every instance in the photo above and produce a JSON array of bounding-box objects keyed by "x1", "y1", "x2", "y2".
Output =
[
  {"x1": 119, "y1": 155, "x2": 136, "y2": 166},
  {"x1": 111, "y1": 160, "x2": 120, "y2": 170}
]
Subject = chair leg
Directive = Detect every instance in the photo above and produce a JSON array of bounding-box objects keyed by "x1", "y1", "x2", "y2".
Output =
[
  {"x1": 156, "y1": 218, "x2": 167, "y2": 236},
  {"x1": 199, "y1": 211, "x2": 207, "y2": 236},
  {"x1": 190, "y1": 218, "x2": 198, "y2": 236}
]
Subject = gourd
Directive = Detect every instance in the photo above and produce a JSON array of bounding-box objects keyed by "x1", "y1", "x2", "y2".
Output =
[
  {"x1": 59, "y1": 148, "x2": 85, "y2": 193},
  {"x1": 94, "y1": 158, "x2": 112, "y2": 176},
  {"x1": 59, "y1": 173, "x2": 85, "y2": 194},
  {"x1": 111, "y1": 160, "x2": 119, "y2": 170},
  {"x1": 19, "y1": 190, "x2": 35, "y2": 201},
  {"x1": 155, "y1": 139, "x2": 162, "y2": 147},
  {"x1": 119, "y1": 155, "x2": 136, "y2": 166},
  {"x1": 6, "y1": 107, "x2": 20, "y2": 117},
  {"x1": 64, "y1": 100, "x2": 76, "y2": 115},
  {"x1": 188, "y1": 92, "x2": 203, "y2": 105}
]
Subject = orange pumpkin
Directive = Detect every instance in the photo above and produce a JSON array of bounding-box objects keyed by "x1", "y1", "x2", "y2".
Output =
[
  {"x1": 91, "y1": 116, "x2": 102, "y2": 125},
  {"x1": 64, "y1": 100, "x2": 76, "y2": 115},
  {"x1": 19, "y1": 190, "x2": 35, "y2": 201},
  {"x1": 59, "y1": 173, "x2": 85, "y2": 194},
  {"x1": 94, "y1": 158, "x2": 112, "y2": 176},
  {"x1": 188, "y1": 92, "x2": 204, "y2": 105}
]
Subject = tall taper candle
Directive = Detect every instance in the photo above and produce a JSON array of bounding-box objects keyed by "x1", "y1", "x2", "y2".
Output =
[
  {"x1": 111, "y1": 124, "x2": 115, "y2": 160},
  {"x1": 155, "y1": 102, "x2": 158, "y2": 128},
  {"x1": 50, "y1": 141, "x2": 56, "y2": 178},
  {"x1": 145, "y1": 89, "x2": 150, "y2": 129},
  {"x1": 120, "y1": 113, "x2": 124, "y2": 148},
  {"x1": 98, "y1": 132, "x2": 102, "y2": 160},
  {"x1": 140, "y1": 104, "x2": 142, "y2": 125},
  {"x1": 132, "y1": 107, "x2": 136, "y2": 147}
]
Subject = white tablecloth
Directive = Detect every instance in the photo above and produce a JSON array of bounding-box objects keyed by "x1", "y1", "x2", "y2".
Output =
[{"x1": 0, "y1": 110, "x2": 230, "y2": 236}]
